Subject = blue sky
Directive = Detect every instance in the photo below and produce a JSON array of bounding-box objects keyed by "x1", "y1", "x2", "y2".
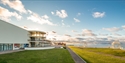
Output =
[{"x1": 0, "y1": 0, "x2": 125, "y2": 41}]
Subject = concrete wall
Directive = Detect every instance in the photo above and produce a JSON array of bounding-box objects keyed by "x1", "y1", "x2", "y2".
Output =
[
  {"x1": 0, "y1": 20, "x2": 29, "y2": 44},
  {"x1": 25, "y1": 47, "x2": 55, "y2": 50}
]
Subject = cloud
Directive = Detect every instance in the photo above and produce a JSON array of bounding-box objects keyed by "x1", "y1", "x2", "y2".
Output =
[
  {"x1": 1, "y1": 0, "x2": 27, "y2": 13},
  {"x1": 61, "y1": 24, "x2": 70, "y2": 27},
  {"x1": 74, "y1": 18, "x2": 80, "y2": 22},
  {"x1": 61, "y1": 21, "x2": 70, "y2": 27},
  {"x1": 27, "y1": 10, "x2": 32, "y2": 14},
  {"x1": 99, "y1": 34, "x2": 108, "y2": 36},
  {"x1": 65, "y1": 34, "x2": 71, "y2": 37},
  {"x1": 62, "y1": 23, "x2": 65, "y2": 25},
  {"x1": 122, "y1": 25, "x2": 125, "y2": 29},
  {"x1": 77, "y1": 13, "x2": 81, "y2": 16},
  {"x1": 72, "y1": 30, "x2": 77, "y2": 32},
  {"x1": 75, "y1": 34, "x2": 82, "y2": 36},
  {"x1": 56, "y1": 10, "x2": 68, "y2": 18},
  {"x1": 107, "y1": 36, "x2": 125, "y2": 42},
  {"x1": 112, "y1": 33, "x2": 121, "y2": 36},
  {"x1": 0, "y1": 6, "x2": 22, "y2": 21},
  {"x1": 52, "y1": 31, "x2": 56, "y2": 33},
  {"x1": 46, "y1": 31, "x2": 57, "y2": 40},
  {"x1": 27, "y1": 12, "x2": 56, "y2": 26},
  {"x1": 103, "y1": 27, "x2": 121, "y2": 32},
  {"x1": 82, "y1": 29, "x2": 96, "y2": 36},
  {"x1": 92, "y1": 12, "x2": 105, "y2": 18},
  {"x1": 47, "y1": 31, "x2": 56, "y2": 35},
  {"x1": 107, "y1": 36, "x2": 114, "y2": 41},
  {"x1": 51, "y1": 11, "x2": 54, "y2": 15},
  {"x1": 78, "y1": 13, "x2": 81, "y2": 15},
  {"x1": 55, "y1": 34, "x2": 79, "y2": 41}
]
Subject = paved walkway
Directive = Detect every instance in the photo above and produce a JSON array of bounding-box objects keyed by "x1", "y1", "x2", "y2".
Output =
[
  {"x1": 67, "y1": 47, "x2": 86, "y2": 63},
  {"x1": 0, "y1": 49, "x2": 24, "y2": 54}
]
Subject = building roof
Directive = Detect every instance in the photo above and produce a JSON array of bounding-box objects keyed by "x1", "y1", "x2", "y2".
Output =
[{"x1": 28, "y1": 30, "x2": 46, "y2": 34}]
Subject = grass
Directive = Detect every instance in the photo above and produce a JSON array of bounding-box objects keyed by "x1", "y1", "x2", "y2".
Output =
[
  {"x1": 69, "y1": 46, "x2": 125, "y2": 63},
  {"x1": 80, "y1": 48, "x2": 125, "y2": 57},
  {"x1": 0, "y1": 49, "x2": 75, "y2": 63}
]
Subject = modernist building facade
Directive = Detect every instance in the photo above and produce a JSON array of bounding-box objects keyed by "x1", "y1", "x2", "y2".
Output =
[
  {"x1": 28, "y1": 30, "x2": 51, "y2": 47},
  {"x1": 0, "y1": 20, "x2": 52, "y2": 52},
  {"x1": 0, "y1": 20, "x2": 29, "y2": 52}
]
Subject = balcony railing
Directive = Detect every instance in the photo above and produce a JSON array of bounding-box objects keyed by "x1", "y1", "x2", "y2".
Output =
[
  {"x1": 28, "y1": 34, "x2": 46, "y2": 37},
  {"x1": 28, "y1": 39, "x2": 46, "y2": 41}
]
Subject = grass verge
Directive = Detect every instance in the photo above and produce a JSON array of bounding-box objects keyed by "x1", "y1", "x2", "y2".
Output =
[{"x1": 0, "y1": 49, "x2": 75, "y2": 63}]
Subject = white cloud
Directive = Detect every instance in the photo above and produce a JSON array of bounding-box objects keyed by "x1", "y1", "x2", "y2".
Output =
[
  {"x1": 42, "y1": 15, "x2": 49, "y2": 19},
  {"x1": 61, "y1": 21, "x2": 70, "y2": 27},
  {"x1": 75, "y1": 34, "x2": 82, "y2": 36},
  {"x1": 122, "y1": 25, "x2": 125, "y2": 29},
  {"x1": 99, "y1": 34, "x2": 108, "y2": 36},
  {"x1": 47, "y1": 31, "x2": 56, "y2": 35},
  {"x1": 55, "y1": 34, "x2": 79, "y2": 41},
  {"x1": 0, "y1": 6, "x2": 22, "y2": 21},
  {"x1": 51, "y1": 11, "x2": 54, "y2": 15},
  {"x1": 56, "y1": 10, "x2": 68, "y2": 18},
  {"x1": 75, "y1": 29, "x2": 96, "y2": 37},
  {"x1": 112, "y1": 33, "x2": 121, "y2": 36},
  {"x1": 74, "y1": 18, "x2": 80, "y2": 22},
  {"x1": 27, "y1": 10, "x2": 32, "y2": 14},
  {"x1": 72, "y1": 30, "x2": 77, "y2": 32},
  {"x1": 92, "y1": 12, "x2": 105, "y2": 18},
  {"x1": 56, "y1": 35, "x2": 70, "y2": 41},
  {"x1": 46, "y1": 31, "x2": 57, "y2": 40},
  {"x1": 1, "y1": 0, "x2": 27, "y2": 13},
  {"x1": 103, "y1": 27, "x2": 121, "y2": 32},
  {"x1": 27, "y1": 12, "x2": 56, "y2": 26},
  {"x1": 107, "y1": 36, "x2": 125, "y2": 42},
  {"x1": 107, "y1": 36, "x2": 114, "y2": 41},
  {"x1": 82, "y1": 29, "x2": 96, "y2": 36}
]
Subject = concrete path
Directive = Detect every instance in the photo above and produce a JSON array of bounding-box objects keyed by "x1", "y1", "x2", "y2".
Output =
[
  {"x1": 67, "y1": 47, "x2": 86, "y2": 63},
  {"x1": 0, "y1": 49, "x2": 24, "y2": 54}
]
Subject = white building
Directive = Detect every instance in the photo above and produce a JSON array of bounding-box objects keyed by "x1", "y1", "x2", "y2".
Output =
[
  {"x1": 0, "y1": 20, "x2": 29, "y2": 51},
  {"x1": 28, "y1": 30, "x2": 51, "y2": 47}
]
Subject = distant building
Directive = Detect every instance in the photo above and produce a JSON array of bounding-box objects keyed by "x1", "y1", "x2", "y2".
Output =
[{"x1": 0, "y1": 20, "x2": 29, "y2": 52}]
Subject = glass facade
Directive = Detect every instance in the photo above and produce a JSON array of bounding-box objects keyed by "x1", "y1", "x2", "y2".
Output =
[{"x1": 0, "y1": 44, "x2": 13, "y2": 52}]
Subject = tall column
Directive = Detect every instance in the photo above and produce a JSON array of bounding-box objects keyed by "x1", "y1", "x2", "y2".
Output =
[{"x1": 13, "y1": 43, "x2": 14, "y2": 50}]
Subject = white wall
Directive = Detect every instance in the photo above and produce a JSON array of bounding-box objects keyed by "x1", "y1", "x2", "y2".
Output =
[
  {"x1": 25, "y1": 47, "x2": 55, "y2": 50},
  {"x1": 0, "y1": 20, "x2": 29, "y2": 44}
]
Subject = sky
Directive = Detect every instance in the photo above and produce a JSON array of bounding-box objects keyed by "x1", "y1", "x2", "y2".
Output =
[{"x1": 0, "y1": 0, "x2": 125, "y2": 42}]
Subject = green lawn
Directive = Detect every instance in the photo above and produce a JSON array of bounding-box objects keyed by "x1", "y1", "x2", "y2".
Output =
[
  {"x1": 69, "y1": 46, "x2": 125, "y2": 63},
  {"x1": 0, "y1": 49, "x2": 75, "y2": 63}
]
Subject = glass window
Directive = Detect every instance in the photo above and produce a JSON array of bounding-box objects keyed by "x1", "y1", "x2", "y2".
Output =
[
  {"x1": 0, "y1": 44, "x2": 2, "y2": 51},
  {"x1": 0, "y1": 44, "x2": 13, "y2": 52},
  {"x1": 9, "y1": 44, "x2": 13, "y2": 50}
]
